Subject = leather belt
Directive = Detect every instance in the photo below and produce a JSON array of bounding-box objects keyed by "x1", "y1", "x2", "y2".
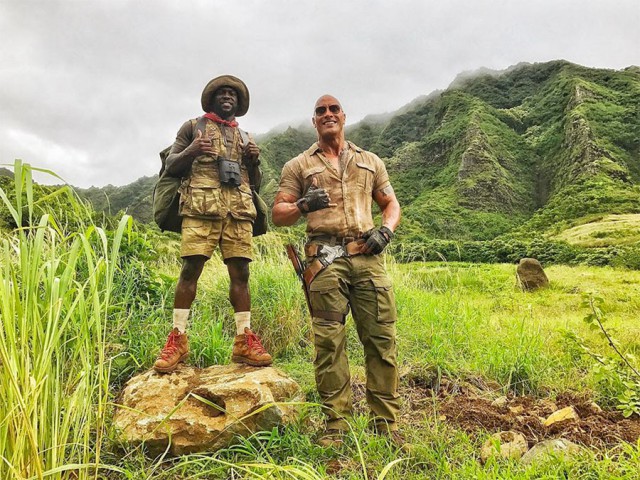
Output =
[
  {"x1": 307, "y1": 235, "x2": 360, "y2": 246},
  {"x1": 303, "y1": 239, "x2": 364, "y2": 285},
  {"x1": 304, "y1": 241, "x2": 363, "y2": 258}
]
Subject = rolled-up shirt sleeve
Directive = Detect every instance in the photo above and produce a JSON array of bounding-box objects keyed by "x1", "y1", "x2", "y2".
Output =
[
  {"x1": 170, "y1": 121, "x2": 193, "y2": 155},
  {"x1": 278, "y1": 160, "x2": 303, "y2": 198},
  {"x1": 372, "y1": 153, "x2": 391, "y2": 193}
]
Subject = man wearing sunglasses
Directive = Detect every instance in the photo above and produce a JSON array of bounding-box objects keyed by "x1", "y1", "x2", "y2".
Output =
[{"x1": 272, "y1": 95, "x2": 404, "y2": 447}]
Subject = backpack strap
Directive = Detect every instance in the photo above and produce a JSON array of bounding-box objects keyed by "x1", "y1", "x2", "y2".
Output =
[
  {"x1": 237, "y1": 128, "x2": 262, "y2": 193},
  {"x1": 193, "y1": 117, "x2": 207, "y2": 140},
  {"x1": 238, "y1": 128, "x2": 250, "y2": 148}
]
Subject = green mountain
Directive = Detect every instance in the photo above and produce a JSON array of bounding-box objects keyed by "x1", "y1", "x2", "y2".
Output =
[
  {"x1": 0, "y1": 167, "x2": 14, "y2": 179},
  {"x1": 68, "y1": 61, "x2": 640, "y2": 265},
  {"x1": 259, "y1": 61, "x2": 640, "y2": 244},
  {"x1": 75, "y1": 175, "x2": 158, "y2": 224}
]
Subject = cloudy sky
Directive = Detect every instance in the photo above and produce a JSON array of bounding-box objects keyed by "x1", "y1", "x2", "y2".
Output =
[{"x1": 1, "y1": 0, "x2": 638, "y2": 187}]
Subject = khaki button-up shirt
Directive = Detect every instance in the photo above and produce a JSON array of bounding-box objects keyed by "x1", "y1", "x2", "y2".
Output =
[{"x1": 278, "y1": 141, "x2": 391, "y2": 238}]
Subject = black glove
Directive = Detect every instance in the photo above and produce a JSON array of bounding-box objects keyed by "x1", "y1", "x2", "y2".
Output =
[
  {"x1": 296, "y1": 184, "x2": 332, "y2": 213},
  {"x1": 362, "y1": 226, "x2": 394, "y2": 254}
]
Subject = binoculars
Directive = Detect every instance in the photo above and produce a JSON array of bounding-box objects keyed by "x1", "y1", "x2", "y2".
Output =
[{"x1": 218, "y1": 157, "x2": 242, "y2": 187}]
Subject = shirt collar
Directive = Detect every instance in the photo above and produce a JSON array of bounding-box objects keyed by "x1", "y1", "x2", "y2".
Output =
[{"x1": 307, "y1": 141, "x2": 362, "y2": 157}]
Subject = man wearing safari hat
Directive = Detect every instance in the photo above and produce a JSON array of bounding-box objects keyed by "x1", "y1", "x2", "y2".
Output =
[{"x1": 154, "y1": 75, "x2": 272, "y2": 373}]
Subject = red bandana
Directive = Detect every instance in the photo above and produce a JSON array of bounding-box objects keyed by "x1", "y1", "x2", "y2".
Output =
[{"x1": 203, "y1": 112, "x2": 239, "y2": 128}]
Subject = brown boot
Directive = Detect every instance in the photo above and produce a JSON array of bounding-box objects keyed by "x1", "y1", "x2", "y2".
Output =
[
  {"x1": 154, "y1": 328, "x2": 189, "y2": 373},
  {"x1": 231, "y1": 327, "x2": 273, "y2": 367}
]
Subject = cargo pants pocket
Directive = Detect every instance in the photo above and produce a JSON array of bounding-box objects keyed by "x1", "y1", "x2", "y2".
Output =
[
  {"x1": 352, "y1": 276, "x2": 397, "y2": 324},
  {"x1": 309, "y1": 270, "x2": 349, "y2": 323}
]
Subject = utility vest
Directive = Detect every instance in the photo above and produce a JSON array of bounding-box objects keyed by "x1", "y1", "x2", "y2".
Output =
[{"x1": 178, "y1": 119, "x2": 256, "y2": 221}]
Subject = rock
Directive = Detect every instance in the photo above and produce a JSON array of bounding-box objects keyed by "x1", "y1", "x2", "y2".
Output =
[
  {"x1": 113, "y1": 364, "x2": 304, "y2": 455},
  {"x1": 589, "y1": 401, "x2": 602, "y2": 413},
  {"x1": 508, "y1": 405, "x2": 525, "y2": 415},
  {"x1": 521, "y1": 439, "x2": 582, "y2": 465},
  {"x1": 480, "y1": 431, "x2": 528, "y2": 463},
  {"x1": 543, "y1": 406, "x2": 579, "y2": 427},
  {"x1": 516, "y1": 258, "x2": 549, "y2": 291},
  {"x1": 491, "y1": 396, "x2": 508, "y2": 409}
]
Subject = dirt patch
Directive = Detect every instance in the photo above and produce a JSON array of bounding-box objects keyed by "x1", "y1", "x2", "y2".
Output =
[{"x1": 353, "y1": 373, "x2": 640, "y2": 449}]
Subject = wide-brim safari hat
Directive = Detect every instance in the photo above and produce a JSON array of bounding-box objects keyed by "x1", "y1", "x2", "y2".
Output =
[{"x1": 201, "y1": 75, "x2": 250, "y2": 117}]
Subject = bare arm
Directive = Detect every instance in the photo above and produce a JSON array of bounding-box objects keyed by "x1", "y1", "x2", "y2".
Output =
[
  {"x1": 373, "y1": 185, "x2": 401, "y2": 232},
  {"x1": 165, "y1": 122, "x2": 214, "y2": 177},
  {"x1": 272, "y1": 191, "x2": 302, "y2": 226},
  {"x1": 358, "y1": 185, "x2": 401, "y2": 255}
]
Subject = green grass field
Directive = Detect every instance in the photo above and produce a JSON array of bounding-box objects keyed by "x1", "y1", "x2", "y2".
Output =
[
  {"x1": 555, "y1": 214, "x2": 640, "y2": 247},
  {"x1": 106, "y1": 236, "x2": 640, "y2": 479},
  {"x1": 2, "y1": 164, "x2": 640, "y2": 479}
]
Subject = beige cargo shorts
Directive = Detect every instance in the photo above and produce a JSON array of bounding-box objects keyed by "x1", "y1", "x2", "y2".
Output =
[{"x1": 180, "y1": 215, "x2": 253, "y2": 261}]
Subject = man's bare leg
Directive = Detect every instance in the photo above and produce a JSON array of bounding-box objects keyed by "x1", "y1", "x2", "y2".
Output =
[
  {"x1": 227, "y1": 257, "x2": 272, "y2": 366},
  {"x1": 175, "y1": 255, "x2": 208, "y2": 309},
  {"x1": 154, "y1": 255, "x2": 207, "y2": 372}
]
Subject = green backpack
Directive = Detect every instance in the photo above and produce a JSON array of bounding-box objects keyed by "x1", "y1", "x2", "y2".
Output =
[
  {"x1": 152, "y1": 145, "x2": 184, "y2": 233},
  {"x1": 152, "y1": 118, "x2": 268, "y2": 236}
]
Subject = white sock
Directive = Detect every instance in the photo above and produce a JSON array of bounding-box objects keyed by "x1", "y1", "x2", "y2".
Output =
[
  {"x1": 235, "y1": 311, "x2": 251, "y2": 335},
  {"x1": 173, "y1": 309, "x2": 190, "y2": 333}
]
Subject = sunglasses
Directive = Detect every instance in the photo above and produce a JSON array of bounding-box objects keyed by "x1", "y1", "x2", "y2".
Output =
[{"x1": 314, "y1": 104, "x2": 342, "y2": 115}]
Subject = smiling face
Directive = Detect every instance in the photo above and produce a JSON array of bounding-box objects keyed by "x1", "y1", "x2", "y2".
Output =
[
  {"x1": 211, "y1": 86, "x2": 238, "y2": 119},
  {"x1": 312, "y1": 95, "x2": 346, "y2": 140}
]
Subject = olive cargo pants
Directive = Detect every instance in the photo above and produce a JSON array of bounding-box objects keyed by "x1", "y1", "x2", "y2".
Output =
[{"x1": 308, "y1": 253, "x2": 400, "y2": 431}]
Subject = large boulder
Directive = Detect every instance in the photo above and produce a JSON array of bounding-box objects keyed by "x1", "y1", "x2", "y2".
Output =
[
  {"x1": 516, "y1": 258, "x2": 549, "y2": 291},
  {"x1": 113, "y1": 364, "x2": 303, "y2": 455}
]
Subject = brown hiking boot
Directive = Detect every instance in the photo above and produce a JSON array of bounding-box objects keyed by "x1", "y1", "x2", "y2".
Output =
[
  {"x1": 154, "y1": 328, "x2": 189, "y2": 373},
  {"x1": 231, "y1": 327, "x2": 273, "y2": 367}
]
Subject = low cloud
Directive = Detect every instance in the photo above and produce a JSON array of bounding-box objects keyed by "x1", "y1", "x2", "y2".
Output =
[{"x1": 1, "y1": 0, "x2": 638, "y2": 187}]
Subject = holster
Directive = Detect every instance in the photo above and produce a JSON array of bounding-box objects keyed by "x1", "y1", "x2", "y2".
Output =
[{"x1": 303, "y1": 240, "x2": 364, "y2": 286}]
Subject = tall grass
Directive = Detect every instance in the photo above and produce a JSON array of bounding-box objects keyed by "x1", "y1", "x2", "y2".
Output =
[
  {"x1": 0, "y1": 161, "x2": 129, "y2": 479},
  {"x1": 2, "y1": 160, "x2": 640, "y2": 478}
]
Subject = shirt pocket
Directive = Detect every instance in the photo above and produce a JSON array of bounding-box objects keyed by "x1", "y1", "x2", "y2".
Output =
[
  {"x1": 303, "y1": 165, "x2": 327, "y2": 191},
  {"x1": 180, "y1": 186, "x2": 223, "y2": 217},
  {"x1": 355, "y1": 162, "x2": 375, "y2": 191},
  {"x1": 229, "y1": 185, "x2": 257, "y2": 221},
  {"x1": 190, "y1": 161, "x2": 221, "y2": 182}
]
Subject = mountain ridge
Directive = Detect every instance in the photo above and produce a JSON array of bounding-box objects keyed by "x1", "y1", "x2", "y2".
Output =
[{"x1": 73, "y1": 61, "x2": 639, "y2": 253}]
